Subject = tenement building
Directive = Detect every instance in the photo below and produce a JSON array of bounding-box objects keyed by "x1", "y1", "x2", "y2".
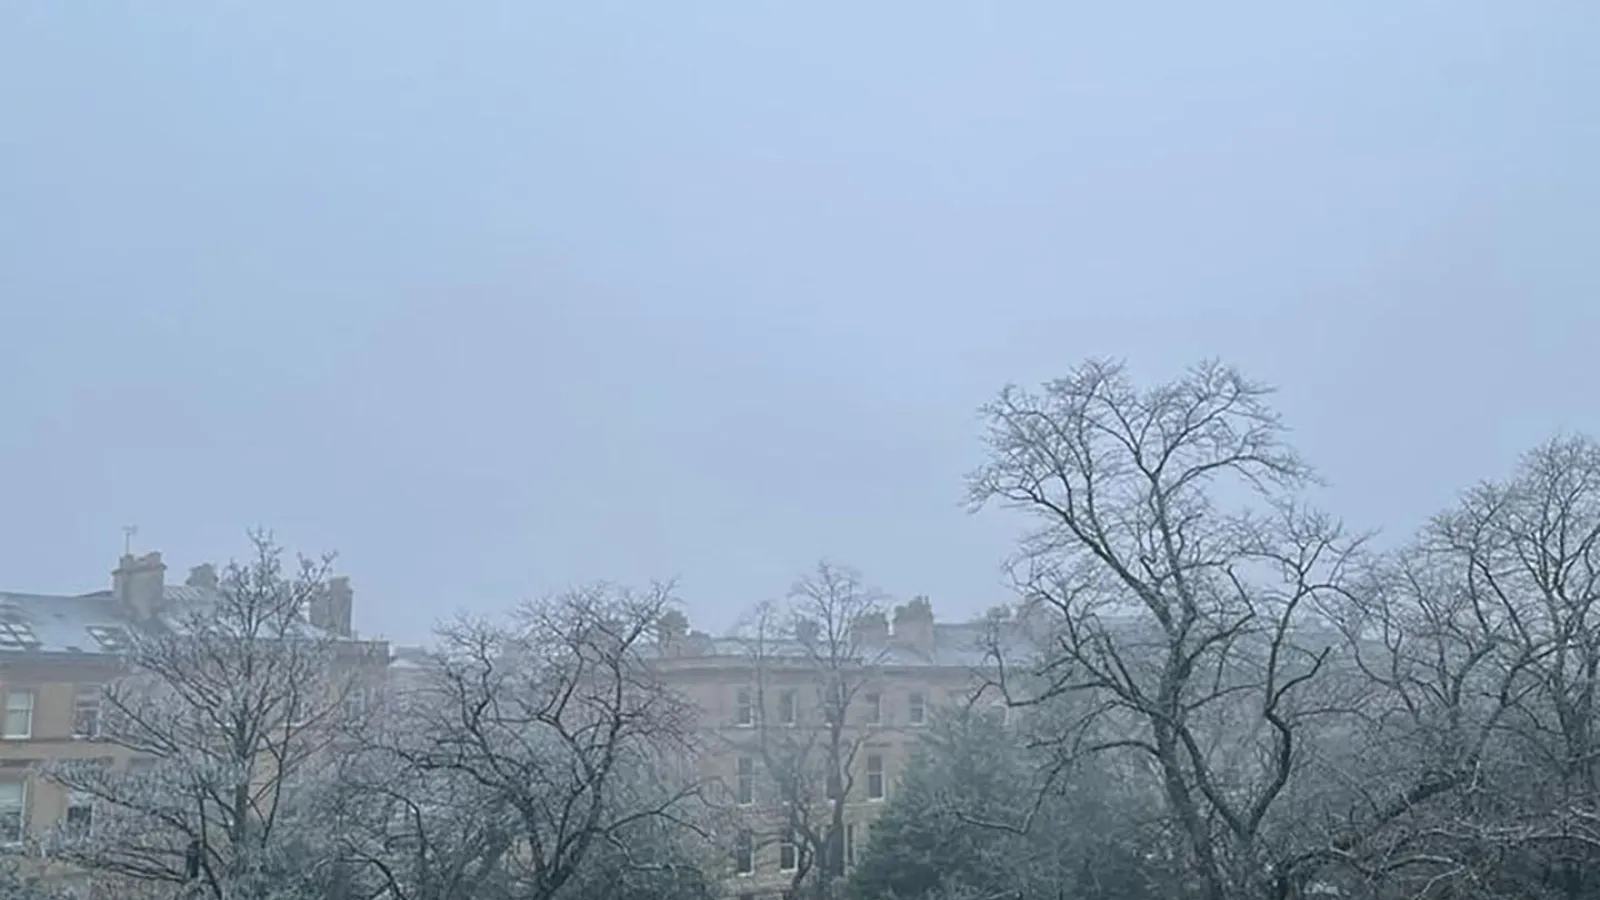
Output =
[
  {"x1": 0, "y1": 549, "x2": 387, "y2": 892},
  {"x1": 649, "y1": 597, "x2": 1006, "y2": 899}
]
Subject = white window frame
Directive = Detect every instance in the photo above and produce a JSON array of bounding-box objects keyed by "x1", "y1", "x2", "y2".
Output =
[
  {"x1": 865, "y1": 754, "x2": 884, "y2": 801},
  {"x1": 734, "y1": 830, "x2": 755, "y2": 876},
  {"x1": 734, "y1": 687, "x2": 754, "y2": 727},
  {"x1": 0, "y1": 781, "x2": 25, "y2": 845},
  {"x1": 735, "y1": 756, "x2": 755, "y2": 806},
  {"x1": 908, "y1": 691, "x2": 926, "y2": 726},
  {"x1": 343, "y1": 684, "x2": 369, "y2": 720},
  {"x1": 824, "y1": 681, "x2": 846, "y2": 724},
  {"x1": 284, "y1": 693, "x2": 316, "y2": 730},
  {"x1": 863, "y1": 691, "x2": 882, "y2": 725},
  {"x1": 73, "y1": 687, "x2": 100, "y2": 739},
  {"x1": 778, "y1": 689, "x2": 797, "y2": 726},
  {"x1": 65, "y1": 789, "x2": 95, "y2": 837},
  {"x1": 3, "y1": 689, "x2": 34, "y2": 740},
  {"x1": 778, "y1": 831, "x2": 797, "y2": 872}
]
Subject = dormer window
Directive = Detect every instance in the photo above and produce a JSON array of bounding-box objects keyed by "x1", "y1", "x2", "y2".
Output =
[
  {"x1": 86, "y1": 625, "x2": 130, "y2": 653},
  {"x1": 0, "y1": 605, "x2": 39, "y2": 651}
]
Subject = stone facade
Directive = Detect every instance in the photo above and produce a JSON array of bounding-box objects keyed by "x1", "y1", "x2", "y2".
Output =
[
  {"x1": 648, "y1": 598, "x2": 1005, "y2": 898},
  {"x1": 0, "y1": 549, "x2": 387, "y2": 893}
]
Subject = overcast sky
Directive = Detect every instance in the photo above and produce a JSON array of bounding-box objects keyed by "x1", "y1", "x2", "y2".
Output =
[{"x1": 1, "y1": 3, "x2": 1595, "y2": 643}]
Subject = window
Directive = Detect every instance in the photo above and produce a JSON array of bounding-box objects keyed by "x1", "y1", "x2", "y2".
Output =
[
  {"x1": 865, "y1": 754, "x2": 884, "y2": 801},
  {"x1": 0, "y1": 604, "x2": 39, "y2": 651},
  {"x1": 344, "y1": 685, "x2": 369, "y2": 720},
  {"x1": 778, "y1": 831, "x2": 797, "y2": 871},
  {"x1": 65, "y1": 790, "x2": 93, "y2": 836},
  {"x1": 735, "y1": 756, "x2": 755, "y2": 805},
  {"x1": 734, "y1": 830, "x2": 754, "y2": 875},
  {"x1": 284, "y1": 697, "x2": 313, "y2": 730},
  {"x1": 0, "y1": 782, "x2": 23, "y2": 845},
  {"x1": 84, "y1": 625, "x2": 129, "y2": 653},
  {"x1": 825, "y1": 681, "x2": 846, "y2": 724},
  {"x1": 73, "y1": 688, "x2": 100, "y2": 739},
  {"x1": 845, "y1": 822, "x2": 857, "y2": 867},
  {"x1": 863, "y1": 692, "x2": 882, "y2": 725},
  {"x1": 778, "y1": 690, "x2": 797, "y2": 726},
  {"x1": 3, "y1": 690, "x2": 33, "y2": 740},
  {"x1": 826, "y1": 768, "x2": 843, "y2": 800},
  {"x1": 734, "y1": 687, "x2": 754, "y2": 727},
  {"x1": 908, "y1": 691, "x2": 926, "y2": 726}
]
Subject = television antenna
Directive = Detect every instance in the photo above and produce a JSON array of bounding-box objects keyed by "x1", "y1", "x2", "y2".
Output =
[{"x1": 122, "y1": 524, "x2": 138, "y2": 555}]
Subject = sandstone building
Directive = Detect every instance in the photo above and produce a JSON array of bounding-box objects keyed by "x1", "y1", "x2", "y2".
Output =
[
  {"x1": 0, "y1": 548, "x2": 387, "y2": 895},
  {"x1": 649, "y1": 597, "x2": 1008, "y2": 899}
]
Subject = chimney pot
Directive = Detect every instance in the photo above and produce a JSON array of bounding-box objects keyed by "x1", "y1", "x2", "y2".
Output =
[
  {"x1": 113, "y1": 550, "x2": 167, "y2": 619},
  {"x1": 892, "y1": 596, "x2": 936, "y2": 656},
  {"x1": 309, "y1": 576, "x2": 355, "y2": 637},
  {"x1": 794, "y1": 617, "x2": 821, "y2": 646},
  {"x1": 850, "y1": 611, "x2": 889, "y2": 648},
  {"x1": 186, "y1": 563, "x2": 218, "y2": 590},
  {"x1": 656, "y1": 609, "x2": 690, "y2": 656}
]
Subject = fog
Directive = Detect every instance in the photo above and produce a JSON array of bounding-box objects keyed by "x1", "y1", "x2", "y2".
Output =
[
  {"x1": 1, "y1": 6, "x2": 1597, "y2": 899},
  {"x1": 2, "y1": 3, "x2": 1593, "y2": 642}
]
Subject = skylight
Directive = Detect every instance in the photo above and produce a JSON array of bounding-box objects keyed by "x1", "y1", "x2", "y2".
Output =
[
  {"x1": 0, "y1": 621, "x2": 40, "y2": 651},
  {"x1": 86, "y1": 625, "x2": 130, "y2": 653}
]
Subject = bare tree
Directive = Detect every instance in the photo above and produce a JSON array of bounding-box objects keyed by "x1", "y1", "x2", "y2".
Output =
[
  {"x1": 732, "y1": 561, "x2": 890, "y2": 900},
  {"x1": 331, "y1": 740, "x2": 520, "y2": 900},
  {"x1": 0, "y1": 858, "x2": 70, "y2": 900},
  {"x1": 1321, "y1": 436, "x2": 1600, "y2": 899},
  {"x1": 350, "y1": 582, "x2": 707, "y2": 900},
  {"x1": 46, "y1": 532, "x2": 370, "y2": 900},
  {"x1": 968, "y1": 359, "x2": 1366, "y2": 900}
]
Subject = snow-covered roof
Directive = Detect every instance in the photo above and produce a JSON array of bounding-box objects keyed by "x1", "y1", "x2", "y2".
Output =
[
  {"x1": 646, "y1": 620, "x2": 1018, "y2": 669},
  {"x1": 386, "y1": 645, "x2": 434, "y2": 669},
  {"x1": 0, "y1": 588, "x2": 163, "y2": 657},
  {"x1": 0, "y1": 585, "x2": 352, "y2": 658},
  {"x1": 0, "y1": 586, "x2": 176, "y2": 656}
]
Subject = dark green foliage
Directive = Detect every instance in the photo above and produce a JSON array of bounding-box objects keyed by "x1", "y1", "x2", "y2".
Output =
[
  {"x1": 0, "y1": 859, "x2": 70, "y2": 900},
  {"x1": 846, "y1": 712, "x2": 1030, "y2": 900},
  {"x1": 846, "y1": 710, "x2": 1168, "y2": 900}
]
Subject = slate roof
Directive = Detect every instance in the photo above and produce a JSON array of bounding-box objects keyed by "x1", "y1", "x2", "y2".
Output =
[
  {"x1": 387, "y1": 645, "x2": 433, "y2": 669},
  {"x1": 0, "y1": 590, "x2": 137, "y2": 656},
  {"x1": 390, "y1": 619, "x2": 1019, "y2": 672},
  {"x1": 0, "y1": 584, "x2": 348, "y2": 658},
  {"x1": 646, "y1": 620, "x2": 1018, "y2": 669}
]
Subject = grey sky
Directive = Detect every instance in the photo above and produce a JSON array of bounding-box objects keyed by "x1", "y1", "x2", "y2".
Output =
[{"x1": 1, "y1": 3, "x2": 1595, "y2": 643}]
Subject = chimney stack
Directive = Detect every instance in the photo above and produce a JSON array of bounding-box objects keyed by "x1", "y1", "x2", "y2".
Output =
[
  {"x1": 656, "y1": 609, "x2": 689, "y2": 656},
  {"x1": 1014, "y1": 598, "x2": 1056, "y2": 646},
  {"x1": 892, "y1": 596, "x2": 935, "y2": 656},
  {"x1": 850, "y1": 611, "x2": 889, "y2": 648},
  {"x1": 794, "y1": 617, "x2": 821, "y2": 647},
  {"x1": 186, "y1": 563, "x2": 218, "y2": 591},
  {"x1": 309, "y1": 576, "x2": 354, "y2": 637},
  {"x1": 113, "y1": 551, "x2": 167, "y2": 619}
]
